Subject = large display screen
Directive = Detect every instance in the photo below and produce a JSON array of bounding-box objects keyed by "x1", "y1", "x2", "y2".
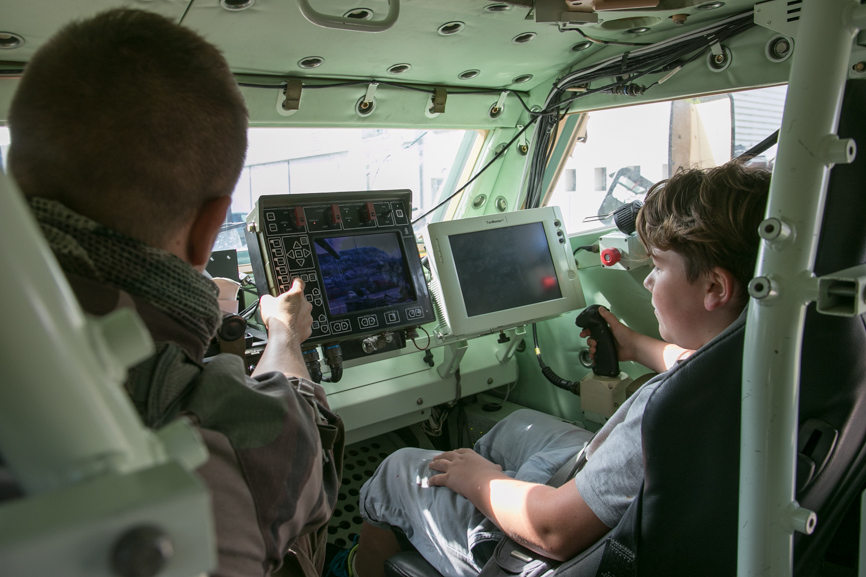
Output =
[
  {"x1": 315, "y1": 232, "x2": 416, "y2": 315},
  {"x1": 449, "y1": 222, "x2": 562, "y2": 317}
]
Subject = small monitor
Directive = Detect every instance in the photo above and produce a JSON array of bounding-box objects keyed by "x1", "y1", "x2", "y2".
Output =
[{"x1": 424, "y1": 206, "x2": 585, "y2": 338}]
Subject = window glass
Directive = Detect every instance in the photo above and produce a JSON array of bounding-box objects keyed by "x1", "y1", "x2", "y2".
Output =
[
  {"x1": 546, "y1": 85, "x2": 787, "y2": 234},
  {"x1": 219, "y1": 127, "x2": 482, "y2": 266}
]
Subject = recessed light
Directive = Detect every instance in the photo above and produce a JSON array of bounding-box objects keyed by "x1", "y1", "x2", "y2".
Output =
[
  {"x1": 458, "y1": 69, "x2": 480, "y2": 80},
  {"x1": 438, "y1": 22, "x2": 465, "y2": 35},
  {"x1": 298, "y1": 56, "x2": 324, "y2": 69},
  {"x1": 512, "y1": 74, "x2": 533, "y2": 84},
  {"x1": 766, "y1": 35, "x2": 793, "y2": 62},
  {"x1": 220, "y1": 0, "x2": 254, "y2": 11},
  {"x1": 343, "y1": 8, "x2": 373, "y2": 20},
  {"x1": 0, "y1": 32, "x2": 24, "y2": 49},
  {"x1": 571, "y1": 41, "x2": 593, "y2": 51},
  {"x1": 484, "y1": 3, "x2": 512, "y2": 12},
  {"x1": 387, "y1": 63, "x2": 412, "y2": 74},
  {"x1": 512, "y1": 32, "x2": 537, "y2": 44}
]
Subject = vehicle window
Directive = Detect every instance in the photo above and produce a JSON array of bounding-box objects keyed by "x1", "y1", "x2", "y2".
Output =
[
  {"x1": 217, "y1": 128, "x2": 483, "y2": 267},
  {"x1": 546, "y1": 85, "x2": 787, "y2": 234}
]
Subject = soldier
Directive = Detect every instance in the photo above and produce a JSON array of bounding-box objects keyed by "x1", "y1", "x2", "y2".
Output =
[{"x1": 7, "y1": 9, "x2": 341, "y2": 577}]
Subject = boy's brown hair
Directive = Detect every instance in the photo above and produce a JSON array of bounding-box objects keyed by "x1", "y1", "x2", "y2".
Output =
[{"x1": 636, "y1": 161, "x2": 771, "y2": 303}]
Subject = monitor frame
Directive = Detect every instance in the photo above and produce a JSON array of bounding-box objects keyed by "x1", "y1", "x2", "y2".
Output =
[{"x1": 423, "y1": 206, "x2": 585, "y2": 339}]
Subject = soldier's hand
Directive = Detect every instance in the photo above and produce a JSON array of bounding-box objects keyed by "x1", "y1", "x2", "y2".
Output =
[{"x1": 260, "y1": 277, "x2": 313, "y2": 343}]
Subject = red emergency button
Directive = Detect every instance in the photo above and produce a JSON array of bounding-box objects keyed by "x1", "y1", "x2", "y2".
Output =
[{"x1": 600, "y1": 248, "x2": 621, "y2": 267}]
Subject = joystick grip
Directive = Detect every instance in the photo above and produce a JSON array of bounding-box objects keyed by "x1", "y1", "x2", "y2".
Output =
[{"x1": 575, "y1": 304, "x2": 619, "y2": 377}]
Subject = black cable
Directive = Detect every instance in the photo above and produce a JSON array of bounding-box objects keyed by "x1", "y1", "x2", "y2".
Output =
[
  {"x1": 522, "y1": 13, "x2": 755, "y2": 210},
  {"x1": 410, "y1": 117, "x2": 540, "y2": 227},
  {"x1": 738, "y1": 129, "x2": 780, "y2": 161},
  {"x1": 532, "y1": 324, "x2": 580, "y2": 395},
  {"x1": 570, "y1": 26, "x2": 653, "y2": 48}
]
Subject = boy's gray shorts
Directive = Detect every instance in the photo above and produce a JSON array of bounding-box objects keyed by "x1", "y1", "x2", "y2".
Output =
[{"x1": 359, "y1": 409, "x2": 594, "y2": 577}]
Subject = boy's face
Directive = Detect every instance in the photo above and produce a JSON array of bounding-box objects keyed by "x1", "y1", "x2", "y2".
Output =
[{"x1": 643, "y1": 248, "x2": 715, "y2": 350}]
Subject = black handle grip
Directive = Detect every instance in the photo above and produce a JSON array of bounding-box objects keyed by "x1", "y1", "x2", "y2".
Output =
[{"x1": 575, "y1": 305, "x2": 619, "y2": 377}]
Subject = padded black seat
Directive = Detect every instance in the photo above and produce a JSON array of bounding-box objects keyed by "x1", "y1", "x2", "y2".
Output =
[{"x1": 385, "y1": 79, "x2": 866, "y2": 577}]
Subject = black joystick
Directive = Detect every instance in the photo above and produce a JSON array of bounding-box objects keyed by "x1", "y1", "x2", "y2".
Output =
[{"x1": 575, "y1": 304, "x2": 619, "y2": 378}]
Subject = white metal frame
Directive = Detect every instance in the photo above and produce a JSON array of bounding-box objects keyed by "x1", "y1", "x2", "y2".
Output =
[{"x1": 738, "y1": 0, "x2": 866, "y2": 574}]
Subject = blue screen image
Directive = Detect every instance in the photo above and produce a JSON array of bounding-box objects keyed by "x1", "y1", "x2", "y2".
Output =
[{"x1": 315, "y1": 232, "x2": 416, "y2": 315}]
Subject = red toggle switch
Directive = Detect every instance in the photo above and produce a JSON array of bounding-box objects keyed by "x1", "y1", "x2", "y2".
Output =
[
  {"x1": 293, "y1": 207, "x2": 306, "y2": 228},
  {"x1": 600, "y1": 247, "x2": 622, "y2": 267},
  {"x1": 361, "y1": 202, "x2": 377, "y2": 223}
]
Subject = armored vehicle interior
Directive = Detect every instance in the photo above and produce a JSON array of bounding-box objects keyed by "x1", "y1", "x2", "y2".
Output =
[{"x1": 2, "y1": 0, "x2": 866, "y2": 575}]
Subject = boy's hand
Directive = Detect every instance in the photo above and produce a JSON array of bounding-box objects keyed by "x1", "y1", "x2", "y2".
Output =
[
  {"x1": 579, "y1": 307, "x2": 638, "y2": 363},
  {"x1": 259, "y1": 278, "x2": 313, "y2": 343},
  {"x1": 428, "y1": 449, "x2": 506, "y2": 497}
]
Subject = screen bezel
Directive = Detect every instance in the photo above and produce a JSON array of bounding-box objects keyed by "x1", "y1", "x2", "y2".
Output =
[{"x1": 424, "y1": 206, "x2": 585, "y2": 338}]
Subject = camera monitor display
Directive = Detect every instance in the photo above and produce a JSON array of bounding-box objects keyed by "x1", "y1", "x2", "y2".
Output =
[
  {"x1": 424, "y1": 206, "x2": 585, "y2": 338},
  {"x1": 247, "y1": 190, "x2": 436, "y2": 344},
  {"x1": 314, "y1": 232, "x2": 416, "y2": 316}
]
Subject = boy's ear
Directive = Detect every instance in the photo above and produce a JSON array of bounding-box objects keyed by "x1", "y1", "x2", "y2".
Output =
[
  {"x1": 187, "y1": 196, "x2": 233, "y2": 271},
  {"x1": 704, "y1": 266, "x2": 738, "y2": 311}
]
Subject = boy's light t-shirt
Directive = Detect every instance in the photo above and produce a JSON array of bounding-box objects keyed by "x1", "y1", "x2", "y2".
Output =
[
  {"x1": 574, "y1": 375, "x2": 664, "y2": 527},
  {"x1": 574, "y1": 307, "x2": 747, "y2": 528}
]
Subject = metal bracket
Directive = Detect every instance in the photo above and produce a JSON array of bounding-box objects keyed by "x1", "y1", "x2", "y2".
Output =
[
  {"x1": 438, "y1": 340, "x2": 468, "y2": 379},
  {"x1": 489, "y1": 91, "x2": 509, "y2": 119},
  {"x1": 816, "y1": 263, "x2": 866, "y2": 317},
  {"x1": 281, "y1": 78, "x2": 303, "y2": 112},
  {"x1": 495, "y1": 327, "x2": 525, "y2": 363},
  {"x1": 363, "y1": 82, "x2": 378, "y2": 107},
  {"x1": 754, "y1": 0, "x2": 800, "y2": 38},
  {"x1": 534, "y1": 0, "x2": 599, "y2": 24},
  {"x1": 430, "y1": 87, "x2": 447, "y2": 114}
]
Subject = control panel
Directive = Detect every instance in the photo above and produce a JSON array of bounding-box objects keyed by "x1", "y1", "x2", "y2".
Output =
[{"x1": 246, "y1": 190, "x2": 436, "y2": 345}]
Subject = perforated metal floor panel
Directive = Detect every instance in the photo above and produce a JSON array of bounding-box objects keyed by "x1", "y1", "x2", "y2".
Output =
[{"x1": 328, "y1": 433, "x2": 406, "y2": 549}]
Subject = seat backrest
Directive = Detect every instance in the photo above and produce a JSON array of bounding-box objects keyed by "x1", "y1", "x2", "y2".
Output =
[
  {"x1": 792, "y1": 78, "x2": 866, "y2": 575},
  {"x1": 557, "y1": 79, "x2": 866, "y2": 577}
]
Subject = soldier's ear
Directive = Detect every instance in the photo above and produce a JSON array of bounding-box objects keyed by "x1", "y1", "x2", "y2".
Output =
[{"x1": 186, "y1": 196, "x2": 232, "y2": 271}]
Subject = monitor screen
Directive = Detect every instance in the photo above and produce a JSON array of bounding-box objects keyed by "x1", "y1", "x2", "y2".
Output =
[
  {"x1": 423, "y1": 206, "x2": 584, "y2": 338},
  {"x1": 315, "y1": 232, "x2": 416, "y2": 315},
  {"x1": 449, "y1": 222, "x2": 562, "y2": 317}
]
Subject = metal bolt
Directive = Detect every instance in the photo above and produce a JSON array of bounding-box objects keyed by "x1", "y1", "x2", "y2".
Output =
[
  {"x1": 714, "y1": 54, "x2": 725, "y2": 64},
  {"x1": 853, "y1": 61, "x2": 866, "y2": 73},
  {"x1": 487, "y1": 378, "x2": 494, "y2": 384},
  {"x1": 360, "y1": 101, "x2": 371, "y2": 109},
  {"x1": 416, "y1": 398, "x2": 423, "y2": 405}
]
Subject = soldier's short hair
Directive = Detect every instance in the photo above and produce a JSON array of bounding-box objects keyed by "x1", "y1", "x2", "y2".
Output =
[{"x1": 8, "y1": 8, "x2": 248, "y2": 247}]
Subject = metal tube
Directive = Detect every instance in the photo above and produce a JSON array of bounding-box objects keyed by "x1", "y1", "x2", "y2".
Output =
[{"x1": 738, "y1": 1, "x2": 858, "y2": 575}]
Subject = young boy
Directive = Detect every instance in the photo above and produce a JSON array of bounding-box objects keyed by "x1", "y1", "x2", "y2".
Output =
[{"x1": 350, "y1": 161, "x2": 772, "y2": 577}]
